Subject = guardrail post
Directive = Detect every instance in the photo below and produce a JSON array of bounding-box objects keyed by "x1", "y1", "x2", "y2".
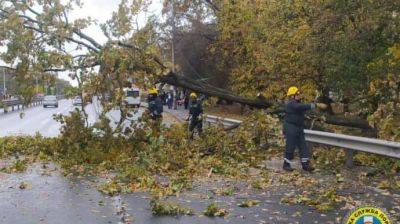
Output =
[{"x1": 345, "y1": 149, "x2": 354, "y2": 168}]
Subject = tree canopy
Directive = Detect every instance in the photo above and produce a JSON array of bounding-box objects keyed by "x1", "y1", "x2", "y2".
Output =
[{"x1": 0, "y1": 0, "x2": 399, "y2": 139}]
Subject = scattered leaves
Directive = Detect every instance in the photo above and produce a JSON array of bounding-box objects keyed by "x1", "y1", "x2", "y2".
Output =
[
  {"x1": 150, "y1": 199, "x2": 193, "y2": 216},
  {"x1": 203, "y1": 203, "x2": 227, "y2": 217},
  {"x1": 238, "y1": 199, "x2": 261, "y2": 208},
  {"x1": 19, "y1": 182, "x2": 28, "y2": 189}
]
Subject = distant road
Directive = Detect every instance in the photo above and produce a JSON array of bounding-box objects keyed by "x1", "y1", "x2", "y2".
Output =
[{"x1": 0, "y1": 98, "x2": 143, "y2": 137}]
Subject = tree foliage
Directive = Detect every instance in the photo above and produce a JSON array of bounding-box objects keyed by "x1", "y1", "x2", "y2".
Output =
[
  {"x1": 0, "y1": 0, "x2": 163, "y2": 125},
  {"x1": 0, "y1": 0, "x2": 399, "y2": 137},
  {"x1": 210, "y1": 0, "x2": 400, "y2": 100}
]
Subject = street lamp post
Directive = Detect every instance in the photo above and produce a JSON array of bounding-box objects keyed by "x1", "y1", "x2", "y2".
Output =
[
  {"x1": 2, "y1": 68, "x2": 6, "y2": 98},
  {"x1": 35, "y1": 76, "x2": 38, "y2": 94},
  {"x1": 171, "y1": 0, "x2": 175, "y2": 73}
]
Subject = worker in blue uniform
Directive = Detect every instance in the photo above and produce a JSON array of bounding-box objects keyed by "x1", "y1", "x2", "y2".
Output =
[{"x1": 283, "y1": 86, "x2": 327, "y2": 172}]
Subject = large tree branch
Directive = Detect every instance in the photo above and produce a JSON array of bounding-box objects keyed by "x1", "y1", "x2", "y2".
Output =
[
  {"x1": 1, "y1": 60, "x2": 100, "y2": 73},
  {"x1": 0, "y1": 7, "x2": 102, "y2": 53},
  {"x1": 159, "y1": 71, "x2": 273, "y2": 108},
  {"x1": 72, "y1": 29, "x2": 103, "y2": 50},
  {"x1": 16, "y1": 1, "x2": 103, "y2": 50},
  {"x1": 158, "y1": 72, "x2": 374, "y2": 130},
  {"x1": 20, "y1": 23, "x2": 100, "y2": 53},
  {"x1": 116, "y1": 41, "x2": 167, "y2": 70},
  {"x1": 44, "y1": 61, "x2": 100, "y2": 72},
  {"x1": 203, "y1": 0, "x2": 220, "y2": 12}
]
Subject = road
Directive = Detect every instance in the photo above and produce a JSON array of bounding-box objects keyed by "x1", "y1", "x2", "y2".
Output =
[
  {"x1": 0, "y1": 100, "x2": 399, "y2": 224},
  {"x1": 0, "y1": 99, "x2": 90, "y2": 137},
  {"x1": 0, "y1": 99, "x2": 143, "y2": 137}
]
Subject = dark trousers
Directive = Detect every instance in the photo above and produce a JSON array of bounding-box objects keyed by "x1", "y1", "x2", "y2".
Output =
[
  {"x1": 189, "y1": 117, "x2": 202, "y2": 139},
  {"x1": 167, "y1": 99, "x2": 173, "y2": 109},
  {"x1": 283, "y1": 122, "x2": 310, "y2": 162}
]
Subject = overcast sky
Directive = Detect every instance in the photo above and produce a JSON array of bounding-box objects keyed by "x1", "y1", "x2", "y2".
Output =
[
  {"x1": 70, "y1": 0, "x2": 164, "y2": 45},
  {"x1": 1, "y1": 0, "x2": 164, "y2": 86},
  {"x1": 63, "y1": 0, "x2": 163, "y2": 85}
]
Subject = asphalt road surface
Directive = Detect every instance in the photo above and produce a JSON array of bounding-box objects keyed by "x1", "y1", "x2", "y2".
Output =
[
  {"x1": 0, "y1": 99, "x2": 143, "y2": 137},
  {"x1": 0, "y1": 99, "x2": 90, "y2": 137},
  {"x1": 0, "y1": 100, "x2": 399, "y2": 224}
]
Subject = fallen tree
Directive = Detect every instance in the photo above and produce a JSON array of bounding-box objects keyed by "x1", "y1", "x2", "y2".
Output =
[
  {"x1": 0, "y1": 0, "x2": 375, "y2": 132},
  {"x1": 158, "y1": 72, "x2": 375, "y2": 131}
]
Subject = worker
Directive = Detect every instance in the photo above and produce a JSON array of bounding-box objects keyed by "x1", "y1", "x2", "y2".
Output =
[
  {"x1": 187, "y1": 92, "x2": 203, "y2": 139},
  {"x1": 283, "y1": 86, "x2": 327, "y2": 172},
  {"x1": 147, "y1": 88, "x2": 163, "y2": 123}
]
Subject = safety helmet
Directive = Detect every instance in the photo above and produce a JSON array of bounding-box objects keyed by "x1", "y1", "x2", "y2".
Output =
[
  {"x1": 149, "y1": 88, "x2": 158, "y2": 95},
  {"x1": 287, "y1": 86, "x2": 299, "y2": 97},
  {"x1": 189, "y1": 92, "x2": 197, "y2": 99}
]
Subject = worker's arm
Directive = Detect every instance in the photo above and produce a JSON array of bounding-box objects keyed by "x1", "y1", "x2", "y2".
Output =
[
  {"x1": 292, "y1": 101, "x2": 328, "y2": 111},
  {"x1": 199, "y1": 102, "x2": 204, "y2": 114},
  {"x1": 291, "y1": 101, "x2": 315, "y2": 112}
]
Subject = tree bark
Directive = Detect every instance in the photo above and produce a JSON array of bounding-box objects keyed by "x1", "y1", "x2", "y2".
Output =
[
  {"x1": 159, "y1": 71, "x2": 274, "y2": 108},
  {"x1": 158, "y1": 72, "x2": 374, "y2": 130}
]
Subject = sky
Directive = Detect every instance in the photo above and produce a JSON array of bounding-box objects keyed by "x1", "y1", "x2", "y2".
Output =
[
  {"x1": 69, "y1": 0, "x2": 164, "y2": 45},
  {"x1": 1, "y1": 0, "x2": 164, "y2": 86},
  {"x1": 62, "y1": 0, "x2": 164, "y2": 85},
  {"x1": 59, "y1": 0, "x2": 163, "y2": 86}
]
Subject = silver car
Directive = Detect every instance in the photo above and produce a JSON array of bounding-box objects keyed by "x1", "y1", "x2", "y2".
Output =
[
  {"x1": 43, "y1": 95, "x2": 58, "y2": 108},
  {"x1": 72, "y1": 96, "x2": 82, "y2": 106}
]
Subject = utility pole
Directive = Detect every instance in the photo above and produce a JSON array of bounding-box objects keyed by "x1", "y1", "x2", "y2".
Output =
[
  {"x1": 2, "y1": 68, "x2": 6, "y2": 98},
  {"x1": 55, "y1": 73, "x2": 58, "y2": 96},
  {"x1": 35, "y1": 76, "x2": 39, "y2": 94},
  {"x1": 171, "y1": 0, "x2": 175, "y2": 73},
  {"x1": 171, "y1": 0, "x2": 178, "y2": 110}
]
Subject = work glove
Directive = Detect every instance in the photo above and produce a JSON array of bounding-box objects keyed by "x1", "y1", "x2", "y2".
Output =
[{"x1": 316, "y1": 103, "x2": 328, "y2": 110}]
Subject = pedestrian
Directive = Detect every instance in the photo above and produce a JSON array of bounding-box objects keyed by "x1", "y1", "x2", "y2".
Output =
[
  {"x1": 160, "y1": 91, "x2": 167, "y2": 105},
  {"x1": 173, "y1": 90, "x2": 180, "y2": 110},
  {"x1": 187, "y1": 92, "x2": 203, "y2": 139},
  {"x1": 184, "y1": 93, "x2": 189, "y2": 110},
  {"x1": 167, "y1": 91, "x2": 173, "y2": 109},
  {"x1": 283, "y1": 86, "x2": 327, "y2": 172},
  {"x1": 147, "y1": 88, "x2": 163, "y2": 127}
]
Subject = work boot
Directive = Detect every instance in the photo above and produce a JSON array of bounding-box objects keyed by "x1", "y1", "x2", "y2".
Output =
[
  {"x1": 283, "y1": 161, "x2": 294, "y2": 172},
  {"x1": 301, "y1": 161, "x2": 315, "y2": 172}
]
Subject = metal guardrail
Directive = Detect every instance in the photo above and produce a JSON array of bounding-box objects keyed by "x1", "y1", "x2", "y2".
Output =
[
  {"x1": 2, "y1": 97, "x2": 43, "y2": 113},
  {"x1": 204, "y1": 115, "x2": 400, "y2": 167},
  {"x1": 205, "y1": 115, "x2": 242, "y2": 127}
]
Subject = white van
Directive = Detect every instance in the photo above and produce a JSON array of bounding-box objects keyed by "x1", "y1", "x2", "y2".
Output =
[{"x1": 123, "y1": 87, "x2": 141, "y2": 107}]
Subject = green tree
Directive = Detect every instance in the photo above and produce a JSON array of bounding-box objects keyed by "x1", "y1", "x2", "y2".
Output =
[
  {"x1": 212, "y1": 0, "x2": 400, "y2": 101},
  {"x1": 0, "y1": 0, "x2": 163, "y2": 127}
]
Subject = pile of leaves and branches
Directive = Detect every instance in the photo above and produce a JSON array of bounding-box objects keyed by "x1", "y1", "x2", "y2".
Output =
[
  {"x1": 0, "y1": 109, "x2": 398, "y2": 218},
  {"x1": 0, "y1": 110, "x2": 278, "y2": 192},
  {"x1": 0, "y1": 108, "x2": 397, "y2": 194},
  {"x1": 57, "y1": 110, "x2": 285, "y2": 196}
]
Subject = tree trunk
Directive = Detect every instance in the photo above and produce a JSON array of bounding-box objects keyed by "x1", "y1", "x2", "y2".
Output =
[{"x1": 158, "y1": 72, "x2": 374, "y2": 130}]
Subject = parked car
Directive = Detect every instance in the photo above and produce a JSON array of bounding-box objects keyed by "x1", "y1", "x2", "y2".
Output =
[
  {"x1": 43, "y1": 95, "x2": 58, "y2": 108},
  {"x1": 72, "y1": 96, "x2": 82, "y2": 106}
]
